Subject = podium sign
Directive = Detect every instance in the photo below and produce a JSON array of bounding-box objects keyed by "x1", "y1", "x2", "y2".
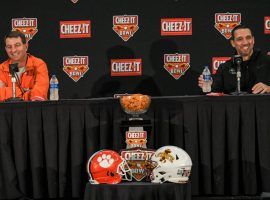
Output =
[
  {"x1": 120, "y1": 148, "x2": 156, "y2": 181},
  {"x1": 126, "y1": 129, "x2": 147, "y2": 149}
]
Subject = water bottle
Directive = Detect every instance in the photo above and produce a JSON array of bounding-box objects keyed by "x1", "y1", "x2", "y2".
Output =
[
  {"x1": 49, "y1": 75, "x2": 59, "y2": 100},
  {"x1": 202, "y1": 66, "x2": 211, "y2": 93}
]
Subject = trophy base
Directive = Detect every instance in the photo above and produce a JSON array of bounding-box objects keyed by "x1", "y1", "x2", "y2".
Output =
[
  {"x1": 121, "y1": 119, "x2": 151, "y2": 127},
  {"x1": 129, "y1": 117, "x2": 143, "y2": 121}
]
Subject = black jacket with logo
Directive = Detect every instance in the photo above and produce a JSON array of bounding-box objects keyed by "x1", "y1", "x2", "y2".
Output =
[{"x1": 212, "y1": 49, "x2": 270, "y2": 94}]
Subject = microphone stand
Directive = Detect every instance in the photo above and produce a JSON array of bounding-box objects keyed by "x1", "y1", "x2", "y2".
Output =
[
  {"x1": 5, "y1": 63, "x2": 23, "y2": 102},
  {"x1": 230, "y1": 55, "x2": 247, "y2": 95}
]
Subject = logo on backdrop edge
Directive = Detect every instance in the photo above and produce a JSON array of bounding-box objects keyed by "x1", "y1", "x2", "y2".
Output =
[
  {"x1": 212, "y1": 57, "x2": 231, "y2": 74},
  {"x1": 63, "y1": 56, "x2": 89, "y2": 82},
  {"x1": 164, "y1": 53, "x2": 190, "y2": 80},
  {"x1": 264, "y1": 16, "x2": 270, "y2": 34},
  {"x1": 214, "y1": 12, "x2": 241, "y2": 39},
  {"x1": 11, "y1": 18, "x2": 38, "y2": 42}
]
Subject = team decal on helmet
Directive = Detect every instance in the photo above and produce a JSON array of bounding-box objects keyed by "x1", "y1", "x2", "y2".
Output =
[
  {"x1": 63, "y1": 56, "x2": 89, "y2": 82},
  {"x1": 164, "y1": 53, "x2": 190, "y2": 80},
  {"x1": 113, "y1": 15, "x2": 139, "y2": 41},
  {"x1": 11, "y1": 18, "x2": 38, "y2": 42},
  {"x1": 214, "y1": 13, "x2": 241, "y2": 39}
]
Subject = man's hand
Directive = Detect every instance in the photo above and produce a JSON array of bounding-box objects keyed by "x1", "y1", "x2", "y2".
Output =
[
  {"x1": 0, "y1": 80, "x2": 5, "y2": 88},
  {"x1": 198, "y1": 75, "x2": 204, "y2": 89},
  {"x1": 252, "y1": 82, "x2": 270, "y2": 94},
  {"x1": 198, "y1": 74, "x2": 213, "y2": 89}
]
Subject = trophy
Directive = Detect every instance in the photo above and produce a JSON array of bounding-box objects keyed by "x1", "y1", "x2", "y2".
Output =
[
  {"x1": 120, "y1": 94, "x2": 155, "y2": 181},
  {"x1": 120, "y1": 94, "x2": 151, "y2": 149}
]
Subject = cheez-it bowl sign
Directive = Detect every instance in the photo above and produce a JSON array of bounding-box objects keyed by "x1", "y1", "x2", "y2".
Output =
[{"x1": 63, "y1": 56, "x2": 89, "y2": 82}]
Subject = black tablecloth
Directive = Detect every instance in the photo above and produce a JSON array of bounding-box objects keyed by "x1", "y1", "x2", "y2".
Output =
[
  {"x1": 84, "y1": 182, "x2": 191, "y2": 200},
  {"x1": 0, "y1": 95, "x2": 270, "y2": 199}
]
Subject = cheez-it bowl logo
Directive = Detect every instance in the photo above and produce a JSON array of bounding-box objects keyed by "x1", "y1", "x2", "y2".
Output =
[
  {"x1": 212, "y1": 57, "x2": 231, "y2": 74},
  {"x1": 12, "y1": 18, "x2": 38, "y2": 42},
  {"x1": 120, "y1": 148, "x2": 156, "y2": 181},
  {"x1": 214, "y1": 13, "x2": 241, "y2": 39},
  {"x1": 125, "y1": 131, "x2": 147, "y2": 149},
  {"x1": 265, "y1": 16, "x2": 270, "y2": 34},
  {"x1": 113, "y1": 15, "x2": 139, "y2": 41},
  {"x1": 60, "y1": 20, "x2": 91, "y2": 38},
  {"x1": 111, "y1": 58, "x2": 142, "y2": 76},
  {"x1": 63, "y1": 56, "x2": 89, "y2": 82},
  {"x1": 164, "y1": 53, "x2": 190, "y2": 80},
  {"x1": 161, "y1": 18, "x2": 192, "y2": 36}
]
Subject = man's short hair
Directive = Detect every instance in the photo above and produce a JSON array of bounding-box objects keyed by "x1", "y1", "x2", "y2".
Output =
[
  {"x1": 230, "y1": 25, "x2": 254, "y2": 41},
  {"x1": 4, "y1": 30, "x2": 27, "y2": 44}
]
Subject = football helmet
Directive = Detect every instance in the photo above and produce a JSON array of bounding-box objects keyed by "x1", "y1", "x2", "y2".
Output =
[
  {"x1": 87, "y1": 149, "x2": 132, "y2": 184},
  {"x1": 150, "y1": 145, "x2": 192, "y2": 183}
]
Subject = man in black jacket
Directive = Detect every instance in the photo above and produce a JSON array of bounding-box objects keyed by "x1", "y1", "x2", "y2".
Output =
[{"x1": 198, "y1": 25, "x2": 270, "y2": 94}]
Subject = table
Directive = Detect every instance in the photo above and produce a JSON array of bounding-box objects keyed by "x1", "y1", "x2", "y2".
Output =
[
  {"x1": 0, "y1": 95, "x2": 270, "y2": 199},
  {"x1": 84, "y1": 182, "x2": 191, "y2": 200}
]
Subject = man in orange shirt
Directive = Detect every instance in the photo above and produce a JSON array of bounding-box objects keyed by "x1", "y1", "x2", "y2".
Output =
[{"x1": 0, "y1": 30, "x2": 49, "y2": 101}]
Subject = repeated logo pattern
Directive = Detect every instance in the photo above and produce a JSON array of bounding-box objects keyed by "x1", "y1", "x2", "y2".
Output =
[
  {"x1": 111, "y1": 58, "x2": 142, "y2": 76},
  {"x1": 163, "y1": 53, "x2": 190, "y2": 80},
  {"x1": 12, "y1": 18, "x2": 38, "y2": 42},
  {"x1": 63, "y1": 56, "x2": 89, "y2": 82},
  {"x1": 214, "y1": 13, "x2": 241, "y2": 39},
  {"x1": 161, "y1": 18, "x2": 192, "y2": 36},
  {"x1": 60, "y1": 20, "x2": 91, "y2": 38},
  {"x1": 113, "y1": 15, "x2": 139, "y2": 41}
]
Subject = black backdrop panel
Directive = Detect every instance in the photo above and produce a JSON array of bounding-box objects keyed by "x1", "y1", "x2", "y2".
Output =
[{"x1": 0, "y1": 0, "x2": 269, "y2": 99}]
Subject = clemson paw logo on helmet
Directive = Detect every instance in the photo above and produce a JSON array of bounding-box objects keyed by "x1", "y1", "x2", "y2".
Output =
[{"x1": 97, "y1": 154, "x2": 114, "y2": 168}]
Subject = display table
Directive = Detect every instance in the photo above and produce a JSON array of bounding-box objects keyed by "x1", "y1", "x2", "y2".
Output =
[
  {"x1": 1, "y1": 95, "x2": 270, "y2": 199},
  {"x1": 84, "y1": 182, "x2": 191, "y2": 200}
]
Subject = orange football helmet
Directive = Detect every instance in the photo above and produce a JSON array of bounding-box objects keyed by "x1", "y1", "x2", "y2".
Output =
[{"x1": 87, "y1": 150, "x2": 132, "y2": 184}]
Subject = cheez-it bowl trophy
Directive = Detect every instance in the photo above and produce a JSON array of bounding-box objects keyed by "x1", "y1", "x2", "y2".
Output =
[
  {"x1": 120, "y1": 94, "x2": 151, "y2": 149},
  {"x1": 120, "y1": 94, "x2": 151, "y2": 121},
  {"x1": 120, "y1": 94, "x2": 155, "y2": 182}
]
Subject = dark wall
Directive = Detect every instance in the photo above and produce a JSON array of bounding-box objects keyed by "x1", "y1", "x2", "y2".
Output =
[{"x1": 0, "y1": 0, "x2": 269, "y2": 98}]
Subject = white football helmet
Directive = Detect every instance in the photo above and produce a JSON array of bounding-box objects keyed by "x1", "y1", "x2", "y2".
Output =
[{"x1": 150, "y1": 145, "x2": 192, "y2": 183}]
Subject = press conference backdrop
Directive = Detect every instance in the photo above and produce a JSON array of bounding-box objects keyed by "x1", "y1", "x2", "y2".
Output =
[{"x1": 0, "y1": 0, "x2": 269, "y2": 99}]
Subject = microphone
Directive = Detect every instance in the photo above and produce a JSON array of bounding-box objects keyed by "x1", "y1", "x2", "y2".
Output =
[
  {"x1": 233, "y1": 55, "x2": 243, "y2": 66},
  {"x1": 9, "y1": 63, "x2": 19, "y2": 73},
  {"x1": 233, "y1": 55, "x2": 243, "y2": 65}
]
